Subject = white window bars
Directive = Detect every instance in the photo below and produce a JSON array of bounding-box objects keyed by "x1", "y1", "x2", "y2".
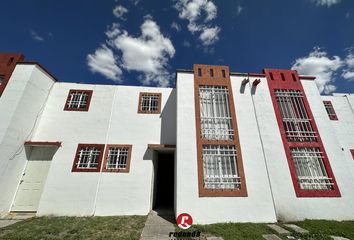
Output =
[
  {"x1": 199, "y1": 86, "x2": 234, "y2": 140},
  {"x1": 323, "y1": 101, "x2": 338, "y2": 120},
  {"x1": 141, "y1": 94, "x2": 159, "y2": 112},
  {"x1": 77, "y1": 146, "x2": 101, "y2": 169},
  {"x1": 291, "y1": 147, "x2": 333, "y2": 190},
  {"x1": 106, "y1": 147, "x2": 129, "y2": 170},
  {"x1": 202, "y1": 145, "x2": 240, "y2": 189},
  {"x1": 275, "y1": 89, "x2": 317, "y2": 142},
  {"x1": 67, "y1": 91, "x2": 89, "y2": 109}
]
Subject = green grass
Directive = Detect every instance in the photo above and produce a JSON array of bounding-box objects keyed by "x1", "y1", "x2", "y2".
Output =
[
  {"x1": 0, "y1": 215, "x2": 147, "y2": 240},
  {"x1": 181, "y1": 220, "x2": 354, "y2": 240}
]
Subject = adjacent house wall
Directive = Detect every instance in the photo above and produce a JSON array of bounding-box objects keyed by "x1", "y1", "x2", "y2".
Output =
[
  {"x1": 0, "y1": 64, "x2": 55, "y2": 213},
  {"x1": 30, "y1": 83, "x2": 174, "y2": 216},
  {"x1": 254, "y1": 76, "x2": 354, "y2": 222}
]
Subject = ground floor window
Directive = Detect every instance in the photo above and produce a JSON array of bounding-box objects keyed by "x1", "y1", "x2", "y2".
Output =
[
  {"x1": 103, "y1": 145, "x2": 132, "y2": 172},
  {"x1": 72, "y1": 144, "x2": 104, "y2": 172}
]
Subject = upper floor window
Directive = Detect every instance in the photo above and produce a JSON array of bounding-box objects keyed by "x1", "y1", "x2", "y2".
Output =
[
  {"x1": 323, "y1": 101, "x2": 338, "y2": 120},
  {"x1": 138, "y1": 92, "x2": 161, "y2": 114},
  {"x1": 275, "y1": 89, "x2": 316, "y2": 142},
  {"x1": 199, "y1": 86, "x2": 233, "y2": 140},
  {"x1": 72, "y1": 144, "x2": 104, "y2": 172},
  {"x1": 64, "y1": 89, "x2": 93, "y2": 111},
  {"x1": 103, "y1": 145, "x2": 132, "y2": 172}
]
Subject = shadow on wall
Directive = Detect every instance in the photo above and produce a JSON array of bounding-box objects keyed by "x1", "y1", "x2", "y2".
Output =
[{"x1": 160, "y1": 89, "x2": 176, "y2": 145}]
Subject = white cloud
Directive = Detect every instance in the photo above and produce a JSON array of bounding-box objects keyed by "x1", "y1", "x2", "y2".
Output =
[
  {"x1": 171, "y1": 22, "x2": 181, "y2": 31},
  {"x1": 174, "y1": 0, "x2": 220, "y2": 46},
  {"x1": 311, "y1": 0, "x2": 341, "y2": 7},
  {"x1": 342, "y1": 53, "x2": 354, "y2": 81},
  {"x1": 199, "y1": 26, "x2": 220, "y2": 46},
  {"x1": 29, "y1": 29, "x2": 44, "y2": 42},
  {"x1": 113, "y1": 5, "x2": 128, "y2": 20},
  {"x1": 291, "y1": 47, "x2": 343, "y2": 94},
  {"x1": 90, "y1": 19, "x2": 175, "y2": 87},
  {"x1": 236, "y1": 5, "x2": 243, "y2": 15},
  {"x1": 87, "y1": 44, "x2": 122, "y2": 82}
]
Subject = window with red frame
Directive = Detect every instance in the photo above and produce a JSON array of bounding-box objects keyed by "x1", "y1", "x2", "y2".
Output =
[
  {"x1": 350, "y1": 150, "x2": 354, "y2": 160},
  {"x1": 72, "y1": 144, "x2": 104, "y2": 172},
  {"x1": 323, "y1": 101, "x2": 338, "y2": 120},
  {"x1": 138, "y1": 92, "x2": 161, "y2": 114},
  {"x1": 64, "y1": 90, "x2": 93, "y2": 111},
  {"x1": 102, "y1": 145, "x2": 132, "y2": 172}
]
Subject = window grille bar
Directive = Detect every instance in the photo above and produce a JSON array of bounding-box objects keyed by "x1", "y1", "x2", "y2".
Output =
[
  {"x1": 275, "y1": 89, "x2": 317, "y2": 142},
  {"x1": 106, "y1": 147, "x2": 129, "y2": 169},
  {"x1": 77, "y1": 147, "x2": 100, "y2": 169},
  {"x1": 199, "y1": 86, "x2": 234, "y2": 140},
  {"x1": 202, "y1": 145, "x2": 240, "y2": 189},
  {"x1": 291, "y1": 147, "x2": 333, "y2": 190}
]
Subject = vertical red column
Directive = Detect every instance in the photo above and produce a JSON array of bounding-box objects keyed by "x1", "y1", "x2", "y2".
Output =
[
  {"x1": 265, "y1": 69, "x2": 340, "y2": 197},
  {"x1": 0, "y1": 53, "x2": 25, "y2": 97}
]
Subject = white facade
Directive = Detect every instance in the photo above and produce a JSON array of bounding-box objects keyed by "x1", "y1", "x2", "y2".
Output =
[{"x1": 1, "y1": 58, "x2": 354, "y2": 223}]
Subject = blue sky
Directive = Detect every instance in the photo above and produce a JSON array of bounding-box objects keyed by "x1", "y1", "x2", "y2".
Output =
[{"x1": 1, "y1": 0, "x2": 353, "y2": 94}]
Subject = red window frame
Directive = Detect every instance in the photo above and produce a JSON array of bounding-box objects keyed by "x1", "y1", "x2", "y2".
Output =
[
  {"x1": 137, "y1": 92, "x2": 162, "y2": 114},
  {"x1": 71, "y1": 144, "x2": 104, "y2": 172},
  {"x1": 265, "y1": 69, "x2": 340, "y2": 198},
  {"x1": 102, "y1": 144, "x2": 132, "y2": 173},
  {"x1": 323, "y1": 101, "x2": 338, "y2": 120},
  {"x1": 64, "y1": 89, "x2": 93, "y2": 111},
  {"x1": 350, "y1": 149, "x2": 354, "y2": 160}
]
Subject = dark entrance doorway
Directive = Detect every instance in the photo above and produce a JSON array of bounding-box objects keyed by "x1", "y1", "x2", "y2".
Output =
[{"x1": 154, "y1": 153, "x2": 174, "y2": 210}]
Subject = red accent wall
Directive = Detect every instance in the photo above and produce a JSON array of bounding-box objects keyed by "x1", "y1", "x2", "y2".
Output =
[
  {"x1": 0, "y1": 53, "x2": 25, "y2": 97},
  {"x1": 264, "y1": 68, "x2": 341, "y2": 198}
]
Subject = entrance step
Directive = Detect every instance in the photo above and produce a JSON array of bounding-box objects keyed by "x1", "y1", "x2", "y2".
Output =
[
  {"x1": 1, "y1": 212, "x2": 36, "y2": 220},
  {"x1": 262, "y1": 234, "x2": 282, "y2": 240},
  {"x1": 140, "y1": 210, "x2": 175, "y2": 240},
  {"x1": 267, "y1": 224, "x2": 290, "y2": 235},
  {"x1": 283, "y1": 224, "x2": 309, "y2": 234}
]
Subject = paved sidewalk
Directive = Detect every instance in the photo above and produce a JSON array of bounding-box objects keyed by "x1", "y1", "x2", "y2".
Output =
[
  {"x1": 140, "y1": 209, "x2": 175, "y2": 240},
  {"x1": 0, "y1": 212, "x2": 35, "y2": 229}
]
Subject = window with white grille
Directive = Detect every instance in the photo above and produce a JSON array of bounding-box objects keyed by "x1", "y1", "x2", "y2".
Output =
[
  {"x1": 75, "y1": 146, "x2": 102, "y2": 169},
  {"x1": 275, "y1": 89, "x2": 316, "y2": 142},
  {"x1": 64, "y1": 90, "x2": 92, "y2": 111},
  {"x1": 199, "y1": 86, "x2": 233, "y2": 140},
  {"x1": 202, "y1": 145, "x2": 240, "y2": 190},
  {"x1": 0, "y1": 75, "x2": 4, "y2": 85},
  {"x1": 291, "y1": 147, "x2": 333, "y2": 190},
  {"x1": 105, "y1": 146, "x2": 130, "y2": 170},
  {"x1": 138, "y1": 93, "x2": 161, "y2": 113},
  {"x1": 323, "y1": 101, "x2": 338, "y2": 120}
]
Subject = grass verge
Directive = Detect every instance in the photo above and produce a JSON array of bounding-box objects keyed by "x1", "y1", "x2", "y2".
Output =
[{"x1": 0, "y1": 215, "x2": 147, "y2": 240}]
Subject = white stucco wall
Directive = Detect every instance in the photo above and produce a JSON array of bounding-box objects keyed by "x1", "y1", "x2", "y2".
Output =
[
  {"x1": 0, "y1": 64, "x2": 55, "y2": 213},
  {"x1": 321, "y1": 93, "x2": 354, "y2": 182},
  {"x1": 175, "y1": 72, "x2": 277, "y2": 224},
  {"x1": 30, "y1": 83, "x2": 174, "y2": 216},
  {"x1": 254, "y1": 77, "x2": 354, "y2": 222}
]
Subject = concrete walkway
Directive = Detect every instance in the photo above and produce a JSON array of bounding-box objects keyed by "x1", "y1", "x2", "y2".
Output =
[
  {"x1": 140, "y1": 209, "x2": 175, "y2": 240},
  {"x1": 0, "y1": 212, "x2": 35, "y2": 228}
]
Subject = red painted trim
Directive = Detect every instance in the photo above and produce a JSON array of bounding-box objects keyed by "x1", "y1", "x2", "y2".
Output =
[
  {"x1": 323, "y1": 101, "x2": 338, "y2": 120},
  {"x1": 148, "y1": 144, "x2": 176, "y2": 149},
  {"x1": 24, "y1": 141, "x2": 62, "y2": 147},
  {"x1": 102, "y1": 144, "x2": 132, "y2": 173},
  {"x1": 265, "y1": 68, "x2": 341, "y2": 198},
  {"x1": 63, "y1": 89, "x2": 93, "y2": 112},
  {"x1": 17, "y1": 61, "x2": 57, "y2": 82},
  {"x1": 71, "y1": 144, "x2": 105, "y2": 172},
  {"x1": 350, "y1": 150, "x2": 354, "y2": 160},
  {"x1": 0, "y1": 54, "x2": 25, "y2": 97}
]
